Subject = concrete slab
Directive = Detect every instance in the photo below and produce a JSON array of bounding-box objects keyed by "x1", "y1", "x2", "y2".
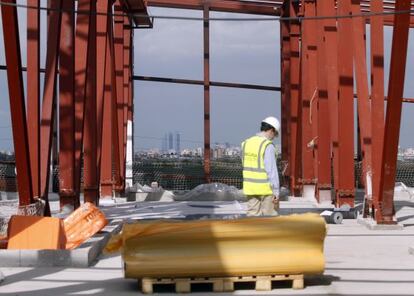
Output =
[{"x1": 357, "y1": 217, "x2": 405, "y2": 230}]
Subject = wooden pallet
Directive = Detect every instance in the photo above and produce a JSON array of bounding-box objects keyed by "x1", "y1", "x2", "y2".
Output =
[{"x1": 140, "y1": 274, "x2": 304, "y2": 294}]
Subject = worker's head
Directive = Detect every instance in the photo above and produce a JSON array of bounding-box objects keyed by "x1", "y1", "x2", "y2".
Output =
[{"x1": 261, "y1": 116, "x2": 280, "y2": 140}]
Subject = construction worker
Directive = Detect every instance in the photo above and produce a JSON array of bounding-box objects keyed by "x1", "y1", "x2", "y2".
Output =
[{"x1": 241, "y1": 116, "x2": 280, "y2": 216}]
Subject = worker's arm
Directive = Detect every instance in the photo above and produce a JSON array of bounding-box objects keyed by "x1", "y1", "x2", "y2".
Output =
[{"x1": 264, "y1": 144, "x2": 280, "y2": 197}]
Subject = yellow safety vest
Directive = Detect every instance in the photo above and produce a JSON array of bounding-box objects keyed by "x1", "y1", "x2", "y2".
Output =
[{"x1": 241, "y1": 135, "x2": 273, "y2": 196}]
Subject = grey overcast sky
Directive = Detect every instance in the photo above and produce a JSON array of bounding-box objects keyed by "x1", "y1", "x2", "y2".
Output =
[{"x1": 0, "y1": 4, "x2": 414, "y2": 152}]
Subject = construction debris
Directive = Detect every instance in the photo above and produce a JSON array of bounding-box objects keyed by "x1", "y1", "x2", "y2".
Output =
[
  {"x1": 64, "y1": 202, "x2": 108, "y2": 250},
  {"x1": 174, "y1": 183, "x2": 246, "y2": 202}
]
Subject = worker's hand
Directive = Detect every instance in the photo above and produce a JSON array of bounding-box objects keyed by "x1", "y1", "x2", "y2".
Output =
[{"x1": 272, "y1": 195, "x2": 280, "y2": 210}]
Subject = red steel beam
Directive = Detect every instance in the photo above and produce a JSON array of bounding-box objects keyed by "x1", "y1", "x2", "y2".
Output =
[
  {"x1": 316, "y1": 0, "x2": 332, "y2": 203},
  {"x1": 109, "y1": 17, "x2": 122, "y2": 193},
  {"x1": 336, "y1": 0, "x2": 355, "y2": 207},
  {"x1": 323, "y1": 0, "x2": 340, "y2": 198},
  {"x1": 203, "y1": 4, "x2": 211, "y2": 183},
  {"x1": 114, "y1": 2, "x2": 126, "y2": 192},
  {"x1": 27, "y1": 0, "x2": 40, "y2": 200},
  {"x1": 100, "y1": 19, "x2": 115, "y2": 198},
  {"x1": 351, "y1": 0, "x2": 373, "y2": 201},
  {"x1": 377, "y1": 0, "x2": 411, "y2": 224},
  {"x1": 300, "y1": 0, "x2": 316, "y2": 188},
  {"x1": 1, "y1": 0, "x2": 34, "y2": 206},
  {"x1": 280, "y1": 9, "x2": 290, "y2": 187},
  {"x1": 96, "y1": 0, "x2": 110, "y2": 199},
  {"x1": 369, "y1": 0, "x2": 385, "y2": 218},
  {"x1": 288, "y1": 0, "x2": 302, "y2": 196},
  {"x1": 74, "y1": 0, "x2": 92, "y2": 203},
  {"x1": 83, "y1": 0, "x2": 99, "y2": 204},
  {"x1": 40, "y1": 0, "x2": 62, "y2": 215},
  {"x1": 59, "y1": 0, "x2": 77, "y2": 209},
  {"x1": 123, "y1": 16, "x2": 132, "y2": 188},
  {"x1": 145, "y1": 0, "x2": 281, "y2": 15}
]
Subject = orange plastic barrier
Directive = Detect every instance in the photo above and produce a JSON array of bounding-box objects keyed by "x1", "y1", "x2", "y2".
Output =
[
  {"x1": 7, "y1": 215, "x2": 66, "y2": 250},
  {"x1": 64, "y1": 202, "x2": 108, "y2": 250}
]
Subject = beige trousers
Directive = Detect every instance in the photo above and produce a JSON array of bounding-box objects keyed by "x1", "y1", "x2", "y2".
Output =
[{"x1": 246, "y1": 195, "x2": 279, "y2": 217}]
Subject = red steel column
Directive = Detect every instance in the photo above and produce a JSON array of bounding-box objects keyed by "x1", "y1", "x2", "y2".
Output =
[
  {"x1": 369, "y1": 0, "x2": 384, "y2": 218},
  {"x1": 336, "y1": 0, "x2": 355, "y2": 207},
  {"x1": 288, "y1": 0, "x2": 302, "y2": 196},
  {"x1": 315, "y1": 0, "x2": 332, "y2": 203},
  {"x1": 123, "y1": 17, "x2": 133, "y2": 188},
  {"x1": 324, "y1": 0, "x2": 340, "y2": 198},
  {"x1": 109, "y1": 18, "x2": 122, "y2": 194},
  {"x1": 203, "y1": 5, "x2": 211, "y2": 183},
  {"x1": 351, "y1": 0, "x2": 372, "y2": 202},
  {"x1": 27, "y1": 0, "x2": 40, "y2": 200},
  {"x1": 40, "y1": 0, "x2": 62, "y2": 215},
  {"x1": 74, "y1": 0, "x2": 92, "y2": 202},
  {"x1": 280, "y1": 14, "x2": 290, "y2": 187},
  {"x1": 96, "y1": 0, "x2": 110, "y2": 199},
  {"x1": 1, "y1": 0, "x2": 33, "y2": 206},
  {"x1": 83, "y1": 0, "x2": 98, "y2": 204},
  {"x1": 377, "y1": 0, "x2": 411, "y2": 223},
  {"x1": 114, "y1": 2, "x2": 125, "y2": 193},
  {"x1": 59, "y1": 0, "x2": 77, "y2": 209},
  {"x1": 100, "y1": 22, "x2": 114, "y2": 198},
  {"x1": 300, "y1": 0, "x2": 317, "y2": 193}
]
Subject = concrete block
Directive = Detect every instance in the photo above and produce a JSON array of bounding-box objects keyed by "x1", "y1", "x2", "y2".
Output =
[
  {"x1": 303, "y1": 185, "x2": 315, "y2": 200},
  {"x1": 20, "y1": 250, "x2": 71, "y2": 267},
  {"x1": 357, "y1": 217, "x2": 404, "y2": 230},
  {"x1": 126, "y1": 192, "x2": 148, "y2": 202},
  {"x1": 0, "y1": 222, "x2": 122, "y2": 267},
  {"x1": 0, "y1": 249, "x2": 20, "y2": 267}
]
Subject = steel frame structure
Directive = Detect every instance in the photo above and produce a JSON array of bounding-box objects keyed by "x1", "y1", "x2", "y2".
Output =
[{"x1": 0, "y1": 0, "x2": 413, "y2": 224}]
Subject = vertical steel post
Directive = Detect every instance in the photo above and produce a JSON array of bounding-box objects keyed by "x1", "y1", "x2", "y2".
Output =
[
  {"x1": 203, "y1": 4, "x2": 211, "y2": 183},
  {"x1": 96, "y1": 0, "x2": 110, "y2": 199},
  {"x1": 315, "y1": 0, "x2": 332, "y2": 203},
  {"x1": 27, "y1": 0, "x2": 40, "y2": 200},
  {"x1": 83, "y1": 0, "x2": 98, "y2": 204},
  {"x1": 300, "y1": 0, "x2": 317, "y2": 196},
  {"x1": 370, "y1": 0, "x2": 384, "y2": 218},
  {"x1": 100, "y1": 19, "x2": 114, "y2": 198},
  {"x1": 336, "y1": 0, "x2": 355, "y2": 207},
  {"x1": 377, "y1": 0, "x2": 411, "y2": 224},
  {"x1": 40, "y1": 0, "x2": 62, "y2": 215},
  {"x1": 288, "y1": 0, "x2": 302, "y2": 196},
  {"x1": 324, "y1": 0, "x2": 340, "y2": 198},
  {"x1": 114, "y1": 2, "x2": 125, "y2": 193},
  {"x1": 59, "y1": 0, "x2": 77, "y2": 209},
  {"x1": 280, "y1": 6, "x2": 290, "y2": 188},
  {"x1": 351, "y1": 0, "x2": 372, "y2": 203},
  {"x1": 124, "y1": 17, "x2": 134, "y2": 188},
  {"x1": 109, "y1": 17, "x2": 122, "y2": 194},
  {"x1": 1, "y1": 0, "x2": 34, "y2": 206},
  {"x1": 74, "y1": 0, "x2": 92, "y2": 202}
]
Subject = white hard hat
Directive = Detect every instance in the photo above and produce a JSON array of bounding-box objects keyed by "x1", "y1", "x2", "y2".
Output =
[{"x1": 262, "y1": 116, "x2": 280, "y2": 134}]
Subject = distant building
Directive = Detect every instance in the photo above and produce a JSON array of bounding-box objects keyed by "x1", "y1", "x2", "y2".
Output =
[
  {"x1": 161, "y1": 134, "x2": 168, "y2": 152},
  {"x1": 168, "y1": 132, "x2": 173, "y2": 150},
  {"x1": 175, "y1": 132, "x2": 181, "y2": 154}
]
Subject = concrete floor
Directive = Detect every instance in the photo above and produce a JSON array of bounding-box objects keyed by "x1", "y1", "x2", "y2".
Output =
[{"x1": 0, "y1": 196, "x2": 414, "y2": 295}]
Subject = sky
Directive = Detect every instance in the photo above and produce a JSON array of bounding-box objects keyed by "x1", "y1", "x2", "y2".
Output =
[{"x1": 0, "y1": 3, "x2": 414, "y2": 152}]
